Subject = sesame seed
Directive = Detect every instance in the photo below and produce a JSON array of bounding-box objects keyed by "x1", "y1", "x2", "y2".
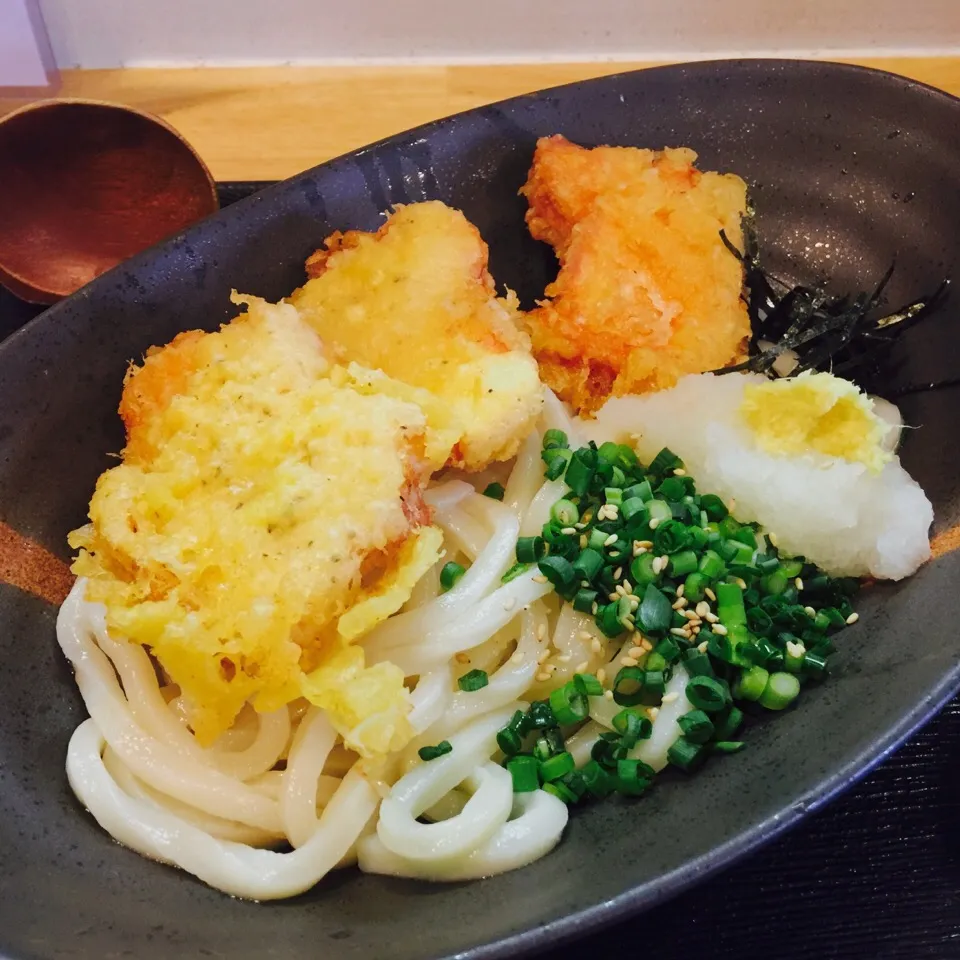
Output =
[
  {"x1": 592, "y1": 602, "x2": 599, "y2": 615},
  {"x1": 660, "y1": 555, "x2": 669, "y2": 568},
  {"x1": 691, "y1": 625, "x2": 701, "y2": 635},
  {"x1": 536, "y1": 671, "x2": 550, "y2": 682},
  {"x1": 632, "y1": 544, "x2": 647, "y2": 557},
  {"x1": 580, "y1": 534, "x2": 589, "y2": 549},
  {"x1": 698, "y1": 640, "x2": 709, "y2": 653},
  {"x1": 604, "y1": 689, "x2": 614, "y2": 700},
  {"x1": 804, "y1": 605, "x2": 817, "y2": 618},
  {"x1": 511, "y1": 652, "x2": 524, "y2": 664},
  {"x1": 581, "y1": 579, "x2": 590, "y2": 587},
  {"x1": 557, "y1": 654, "x2": 572, "y2": 663},
  {"x1": 734, "y1": 577, "x2": 747, "y2": 590},
  {"x1": 785, "y1": 640, "x2": 806, "y2": 659},
  {"x1": 662, "y1": 691, "x2": 679, "y2": 704},
  {"x1": 608, "y1": 592, "x2": 620, "y2": 602},
  {"x1": 613, "y1": 566, "x2": 623, "y2": 581},
  {"x1": 647, "y1": 706, "x2": 660, "y2": 720},
  {"x1": 533, "y1": 575, "x2": 548, "y2": 584},
  {"x1": 637, "y1": 540, "x2": 654, "y2": 549},
  {"x1": 649, "y1": 517, "x2": 661, "y2": 530},
  {"x1": 628, "y1": 645, "x2": 644, "y2": 658},
  {"x1": 641, "y1": 639, "x2": 653, "y2": 652},
  {"x1": 676, "y1": 584, "x2": 685, "y2": 598},
  {"x1": 682, "y1": 609, "x2": 700, "y2": 621},
  {"x1": 629, "y1": 595, "x2": 640, "y2": 610},
  {"x1": 705, "y1": 587, "x2": 717, "y2": 602},
  {"x1": 712, "y1": 623, "x2": 729, "y2": 636},
  {"x1": 624, "y1": 620, "x2": 637, "y2": 632},
  {"x1": 673, "y1": 467, "x2": 686, "y2": 476},
  {"x1": 578, "y1": 630, "x2": 593, "y2": 642},
  {"x1": 670, "y1": 627, "x2": 689, "y2": 638},
  {"x1": 652, "y1": 556, "x2": 665, "y2": 575},
  {"x1": 606, "y1": 504, "x2": 620, "y2": 516},
  {"x1": 537, "y1": 624, "x2": 548, "y2": 640},
  {"x1": 704, "y1": 611, "x2": 719, "y2": 623},
  {"x1": 696, "y1": 601, "x2": 710, "y2": 618},
  {"x1": 846, "y1": 612, "x2": 860, "y2": 625},
  {"x1": 455, "y1": 652, "x2": 470, "y2": 663},
  {"x1": 620, "y1": 656, "x2": 639, "y2": 667},
  {"x1": 575, "y1": 660, "x2": 589, "y2": 673},
  {"x1": 559, "y1": 526, "x2": 575, "y2": 536},
  {"x1": 574, "y1": 522, "x2": 586, "y2": 530},
  {"x1": 768, "y1": 532, "x2": 779, "y2": 547},
  {"x1": 591, "y1": 638, "x2": 603, "y2": 654},
  {"x1": 672, "y1": 597, "x2": 688, "y2": 610},
  {"x1": 537, "y1": 649, "x2": 551, "y2": 664},
  {"x1": 728, "y1": 498, "x2": 737, "y2": 512},
  {"x1": 621, "y1": 580, "x2": 633, "y2": 595},
  {"x1": 614, "y1": 585, "x2": 625, "y2": 599},
  {"x1": 597, "y1": 668, "x2": 607, "y2": 684},
  {"x1": 604, "y1": 533, "x2": 619, "y2": 547},
  {"x1": 795, "y1": 577, "x2": 804, "y2": 591},
  {"x1": 503, "y1": 598, "x2": 516, "y2": 612}
]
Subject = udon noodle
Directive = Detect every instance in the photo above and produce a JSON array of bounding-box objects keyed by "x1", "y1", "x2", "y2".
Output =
[{"x1": 60, "y1": 398, "x2": 686, "y2": 900}]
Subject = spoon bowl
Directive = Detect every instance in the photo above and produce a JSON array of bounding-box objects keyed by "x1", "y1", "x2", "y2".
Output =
[{"x1": 0, "y1": 98, "x2": 218, "y2": 304}]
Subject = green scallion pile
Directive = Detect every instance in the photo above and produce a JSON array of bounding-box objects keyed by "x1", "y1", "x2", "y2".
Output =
[{"x1": 494, "y1": 430, "x2": 860, "y2": 804}]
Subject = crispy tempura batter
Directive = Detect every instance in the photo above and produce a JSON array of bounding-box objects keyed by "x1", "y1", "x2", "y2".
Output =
[
  {"x1": 70, "y1": 296, "x2": 442, "y2": 753},
  {"x1": 521, "y1": 135, "x2": 751, "y2": 413},
  {"x1": 290, "y1": 202, "x2": 543, "y2": 470}
]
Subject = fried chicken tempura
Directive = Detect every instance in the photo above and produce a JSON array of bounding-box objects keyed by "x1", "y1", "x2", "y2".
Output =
[
  {"x1": 521, "y1": 135, "x2": 751, "y2": 413},
  {"x1": 290, "y1": 201, "x2": 543, "y2": 471}
]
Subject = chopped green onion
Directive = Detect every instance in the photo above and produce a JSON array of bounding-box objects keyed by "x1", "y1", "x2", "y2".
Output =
[
  {"x1": 668, "y1": 549, "x2": 699, "y2": 577},
  {"x1": 624, "y1": 480, "x2": 653, "y2": 502},
  {"x1": 612, "y1": 665, "x2": 646, "y2": 706},
  {"x1": 667, "y1": 737, "x2": 706, "y2": 772},
  {"x1": 653, "y1": 637, "x2": 682, "y2": 664},
  {"x1": 580, "y1": 760, "x2": 615, "y2": 799},
  {"x1": 573, "y1": 548, "x2": 604, "y2": 582},
  {"x1": 543, "y1": 447, "x2": 573, "y2": 480},
  {"x1": 604, "y1": 487, "x2": 624, "y2": 506},
  {"x1": 496, "y1": 725, "x2": 523, "y2": 756},
  {"x1": 802, "y1": 651, "x2": 829, "y2": 679},
  {"x1": 588, "y1": 528, "x2": 611, "y2": 551},
  {"x1": 712, "y1": 741, "x2": 745, "y2": 754},
  {"x1": 527, "y1": 700, "x2": 558, "y2": 729},
  {"x1": 758, "y1": 671, "x2": 801, "y2": 710},
  {"x1": 682, "y1": 650, "x2": 715, "y2": 678},
  {"x1": 677, "y1": 709, "x2": 715, "y2": 744},
  {"x1": 630, "y1": 552, "x2": 659, "y2": 586},
  {"x1": 597, "y1": 601, "x2": 626, "y2": 638},
  {"x1": 542, "y1": 780, "x2": 578, "y2": 804},
  {"x1": 440, "y1": 562, "x2": 466, "y2": 591},
  {"x1": 698, "y1": 550, "x2": 726, "y2": 580},
  {"x1": 482, "y1": 482, "x2": 505, "y2": 500},
  {"x1": 616, "y1": 759, "x2": 654, "y2": 795},
  {"x1": 540, "y1": 751, "x2": 575, "y2": 782},
  {"x1": 549, "y1": 682, "x2": 588, "y2": 725},
  {"x1": 682, "y1": 571, "x2": 709, "y2": 603},
  {"x1": 735, "y1": 665, "x2": 770, "y2": 702},
  {"x1": 714, "y1": 706, "x2": 744, "y2": 740},
  {"x1": 538, "y1": 555, "x2": 576, "y2": 592},
  {"x1": 543, "y1": 428, "x2": 569, "y2": 449},
  {"x1": 685, "y1": 675, "x2": 729, "y2": 713},
  {"x1": 647, "y1": 499, "x2": 674, "y2": 525},
  {"x1": 418, "y1": 741, "x2": 452, "y2": 762},
  {"x1": 516, "y1": 536, "x2": 546, "y2": 564},
  {"x1": 457, "y1": 669, "x2": 489, "y2": 692},
  {"x1": 760, "y1": 568, "x2": 789, "y2": 596},
  {"x1": 573, "y1": 673, "x2": 604, "y2": 697},
  {"x1": 550, "y1": 499, "x2": 580, "y2": 526},
  {"x1": 507, "y1": 756, "x2": 540, "y2": 792},
  {"x1": 649, "y1": 447, "x2": 682, "y2": 475},
  {"x1": 641, "y1": 669, "x2": 666, "y2": 703},
  {"x1": 573, "y1": 588, "x2": 599, "y2": 613},
  {"x1": 644, "y1": 651, "x2": 667, "y2": 673},
  {"x1": 779, "y1": 558, "x2": 804, "y2": 578},
  {"x1": 620, "y1": 497, "x2": 648, "y2": 523},
  {"x1": 612, "y1": 707, "x2": 652, "y2": 746},
  {"x1": 638, "y1": 583, "x2": 673, "y2": 634},
  {"x1": 565, "y1": 448, "x2": 597, "y2": 496},
  {"x1": 501, "y1": 562, "x2": 531, "y2": 583},
  {"x1": 699, "y1": 493, "x2": 728, "y2": 521}
]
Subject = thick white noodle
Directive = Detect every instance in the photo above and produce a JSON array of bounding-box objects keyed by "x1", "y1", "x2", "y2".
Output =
[
  {"x1": 376, "y1": 708, "x2": 518, "y2": 861},
  {"x1": 67, "y1": 720, "x2": 378, "y2": 901},
  {"x1": 520, "y1": 478, "x2": 570, "y2": 537},
  {"x1": 407, "y1": 665, "x2": 454, "y2": 735},
  {"x1": 631, "y1": 664, "x2": 692, "y2": 771},
  {"x1": 280, "y1": 708, "x2": 337, "y2": 848},
  {"x1": 359, "y1": 783, "x2": 568, "y2": 881}
]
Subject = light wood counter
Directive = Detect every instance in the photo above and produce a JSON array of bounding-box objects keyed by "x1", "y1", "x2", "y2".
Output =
[{"x1": 2, "y1": 58, "x2": 959, "y2": 181}]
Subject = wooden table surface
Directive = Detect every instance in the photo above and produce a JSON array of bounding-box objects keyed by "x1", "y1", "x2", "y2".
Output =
[{"x1": 2, "y1": 57, "x2": 959, "y2": 181}]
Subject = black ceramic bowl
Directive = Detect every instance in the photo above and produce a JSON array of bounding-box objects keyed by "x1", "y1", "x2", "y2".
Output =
[{"x1": 1, "y1": 59, "x2": 959, "y2": 960}]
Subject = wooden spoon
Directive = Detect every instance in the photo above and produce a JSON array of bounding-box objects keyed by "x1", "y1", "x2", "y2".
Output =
[{"x1": 0, "y1": 98, "x2": 218, "y2": 304}]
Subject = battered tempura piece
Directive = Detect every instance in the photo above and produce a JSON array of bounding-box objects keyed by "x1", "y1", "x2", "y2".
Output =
[
  {"x1": 290, "y1": 201, "x2": 543, "y2": 470},
  {"x1": 521, "y1": 135, "x2": 751, "y2": 413},
  {"x1": 70, "y1": 296, "x2": 443, "y2": 753}
]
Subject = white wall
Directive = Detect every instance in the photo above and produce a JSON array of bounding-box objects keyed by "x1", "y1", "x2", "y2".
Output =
[{"x1": 38, "y1": 0, "x2": 960, "y2": 68}]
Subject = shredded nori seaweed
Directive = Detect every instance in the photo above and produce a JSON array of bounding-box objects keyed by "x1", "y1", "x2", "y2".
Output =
[{"x1": 715, "y1": 222, "x2": 950, "y2": 396}]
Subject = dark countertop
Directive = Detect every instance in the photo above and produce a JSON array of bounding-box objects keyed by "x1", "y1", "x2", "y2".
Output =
[{"x1": 6, "y1": 181, "x2": 959, "y2": 960}]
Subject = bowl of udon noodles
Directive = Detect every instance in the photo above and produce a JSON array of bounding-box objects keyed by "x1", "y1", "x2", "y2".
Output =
[{"x1": 1, "y1": 59, "x2": 959, "y2": 960}]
